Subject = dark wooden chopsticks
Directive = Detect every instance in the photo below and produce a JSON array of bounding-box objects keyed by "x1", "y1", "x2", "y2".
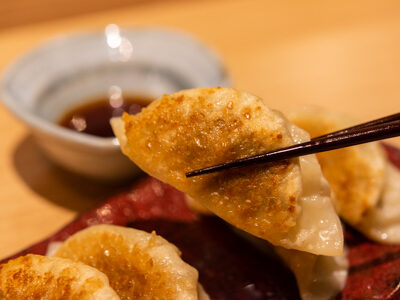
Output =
[{"x1": 185, "y1": 112, "x2": 400, "y2": 178}]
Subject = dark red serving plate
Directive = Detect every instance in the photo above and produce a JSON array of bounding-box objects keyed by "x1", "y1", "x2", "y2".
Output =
[{"x1": 3, "y1": 144, "x2": 400, "y2": 300}]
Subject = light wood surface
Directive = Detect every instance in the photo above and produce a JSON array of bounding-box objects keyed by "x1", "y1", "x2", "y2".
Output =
[
  {"x1": 0, "y1": 0, "x2": 184, "y2": 29},
  {"x1": 0, "y1": 0, "x2": 399, "y2": 259}
]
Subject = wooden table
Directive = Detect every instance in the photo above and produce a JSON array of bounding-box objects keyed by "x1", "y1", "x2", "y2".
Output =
[{"x1": 1, "y1": 0, "x2": 399, "y2": 259}]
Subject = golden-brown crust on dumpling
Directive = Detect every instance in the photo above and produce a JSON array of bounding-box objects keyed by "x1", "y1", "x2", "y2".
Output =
[
  {"x1": 0, "y1": 254, "x2": 120, "y2": 300},
  {"x1": 117, "y1": 88, "x2": 302, "y2": 243},
  {"x1": 287, "y1": 107, "x2": 386, "y2": 225},
  {"x1": 54, "y1": 225, "x2": 199, "y2": 300}
]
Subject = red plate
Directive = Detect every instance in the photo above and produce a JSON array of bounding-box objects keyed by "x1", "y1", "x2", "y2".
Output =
[{"x1": 3, "y1": 144, "x2": 400, "y2": 300}]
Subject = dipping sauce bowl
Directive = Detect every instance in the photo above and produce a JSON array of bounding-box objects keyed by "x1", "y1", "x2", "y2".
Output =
[{"x1": 1, "y1": 26, "x2": 230, "y2": 181}]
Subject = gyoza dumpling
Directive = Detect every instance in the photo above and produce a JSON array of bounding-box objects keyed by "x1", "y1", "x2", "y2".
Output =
[
  {"x1": 111, "y1": 87, "x2": 343, "y2": 256},
  {"x1": 0, "y1": 254, "x2": 120, "y2": 299},
  {"x1": 357, "y1": 163, "x2": 400, "y2": 243},
  {"x1": 53, "y1": 225, "x2": 204, "y2": 300},
  {"x1": 232, "y1": 227, "x2": 348, "y2": 300},
  {"x1": 275, "y1": 247, "x2": 348, "y2": 300},
  {"x1": 286, "y1": 106, "x2": 386, "y2": 225},
  {"x1": 287, "y1": 106, "x2": 400, "y2": 244},
  {"x1": 187, "y1": 122, "x2": 349, "y2": 300},
  {"x1": 278, "y1": 124, "x2": 349, "y2": 298}
]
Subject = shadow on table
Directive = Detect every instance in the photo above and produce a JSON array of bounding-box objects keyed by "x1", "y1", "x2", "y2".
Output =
[{"x1": 12, "y1": 134, "x2": 133, "y2": 213}]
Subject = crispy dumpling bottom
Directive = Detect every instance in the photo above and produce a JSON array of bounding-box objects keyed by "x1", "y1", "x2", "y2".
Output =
[
  {"x1": 0, "y1": 254, "x2": 120, "y2": 300},
  {"x1": 111, "y1": 87, "x2": 343, "y2": 256},
  {"x1": 52, "y1": 224, "x2": 204, "y2": 300}
]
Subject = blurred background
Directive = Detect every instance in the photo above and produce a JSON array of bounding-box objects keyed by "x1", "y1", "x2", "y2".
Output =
[
  {"x1": 0, "y1": 0, "x2": 399, "y2": 258},
  {"x1": 1, "y1": 0, "x2": 400, "y2": 123}
]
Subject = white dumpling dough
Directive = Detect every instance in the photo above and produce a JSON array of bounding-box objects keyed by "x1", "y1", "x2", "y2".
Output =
[
  {"x1": 357, "y1": 163, "x2": 400, "y2": 243},
  {"x1": 275, "y1": 247, "x2": 348, "y2": 300},
  {"x1": 280, "y1": 122, "x2": 343, "y2": 255}
]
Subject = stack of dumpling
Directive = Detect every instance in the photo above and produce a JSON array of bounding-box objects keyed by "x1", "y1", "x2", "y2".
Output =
[
  {"x1": 0, "y1": 225, "x2": 208, "y2": 300},
  {"x1": 111, "y1": 88, "x2": 353, "y2": 300}
]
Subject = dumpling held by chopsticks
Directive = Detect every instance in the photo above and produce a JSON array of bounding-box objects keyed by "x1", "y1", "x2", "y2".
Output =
[{"x1": 111, "y1": 87, "x2": 343, "y2": 256}]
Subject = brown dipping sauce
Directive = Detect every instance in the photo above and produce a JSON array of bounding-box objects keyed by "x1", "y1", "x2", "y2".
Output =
[{"x1": 58, "y1": 95, "x2": 151, "y2": 137}]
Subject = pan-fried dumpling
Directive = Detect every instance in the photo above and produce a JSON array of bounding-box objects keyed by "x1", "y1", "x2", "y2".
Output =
[
  {"x1": 53, "y1": 225, "x2": 203, "y2": 300},
  {"x1": 0, "y1": 254, "x2": 120, "y2": 299},
  {"x1": 111, "y1": 87, "x2": 343, "y2": 256},
  {"x1": 186, "y1": 121, "x2": 349, "y2": 300},
  {"x1": 275, "y1": 247, "x2": 348, "y2": 300},
  {"x1": 233, "y1": 226, "x2": 348, "y2": 300},
  {"x1": 357, "y1": 163, "x2": 400, "y2": 243},
  {"x1": 287, "y1": 106, "x2": 400, "y2": 244},
  {"x1": 286, "y1": 107, "x2": 386, "y2": 225}
]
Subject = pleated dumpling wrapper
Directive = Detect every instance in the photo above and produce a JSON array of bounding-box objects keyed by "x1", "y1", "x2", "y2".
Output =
[
  {"x1": 231, "y1": 226, "x2": 348, "y2": 300},
  {"x1": 357, "y1": 163, "x2": 400, "y2": 243},
  {"x1": 275, "y1": 123, "x2": 349, "y2": 300},
  {"x1": 182, "y1": 121, "x2": 349, "y2": 300},
  {"x1": 275, "y1": 247, "x2": 348, "y2": 300},
  {"x1": 53, "y1": 225, "x2": 205, "y2": 300},
  {"x1": 286, "y1": 106, "x2": 386, "y2": 225},
  {"x1": 287, "y1": 107, "x2": 400, "y2": 244},
  {"x1": 111, "y1": 87, "x2": 343, "y2": 256},
  {"x1": 0, "y1": 254, "x2": 120, "y2": 299}
]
